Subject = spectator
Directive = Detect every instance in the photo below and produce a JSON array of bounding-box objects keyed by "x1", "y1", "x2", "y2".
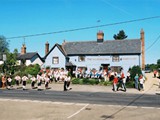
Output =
[
  {"x1": 153, "y1": 70, "x2": 157, "y2": 78},
  {"x1": 113, "y1": 74, "x2": 118, "y2": 92},
  {"x1": 139, "y1": 74, "x2": 145, "y2": 91},
  {"x1": 134, "y1": 74, "x2": 139, "y2": 90}
]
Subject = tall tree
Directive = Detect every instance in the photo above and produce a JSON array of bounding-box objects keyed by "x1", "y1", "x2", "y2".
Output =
[
  {"x1": 0, "y1": 36, "x2": 9, "y2": 54},
  {"x1": 113, "y1": 30, "x2": 128, "y2": 40},
  {"x1": 157, "y1": 59, "x2": 160, "y2": 68}
]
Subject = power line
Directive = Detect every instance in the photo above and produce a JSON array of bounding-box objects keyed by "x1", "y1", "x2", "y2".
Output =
[
  {"x1": 145, "y1": 34, "x2": 160, "y2": 52},
  {"x1": 6, "y1": 16, "x2": 160, "y2": 39}
]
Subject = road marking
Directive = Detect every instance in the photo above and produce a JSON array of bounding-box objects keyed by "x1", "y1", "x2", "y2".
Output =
[
  {"x1": 141, "y1": 107, "x2": 155, "y2": 109},
  {"x1": 63, "y1": 102, "x2": 74, "y2": 105},
  {"x1": 2, "y1": 91, "x2": 29, "y2": 94},
  {"x1": 76, "y1": 103, "x2": 88, "y2": 106},
  {"x1": 127, "y1": 106, "x2": 138, "y2": 108},
  {"x1": 51, "y1": 102, "x2": 62, "y2": 104},
  {"x1": 67, "y1": 104, "x2": 89, "y2": 119}
]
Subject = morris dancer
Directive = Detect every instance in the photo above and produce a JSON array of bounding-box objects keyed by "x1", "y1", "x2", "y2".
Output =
[
  {"x1": 37, "y1": 73, "x2": 42, "y2": 90},
  {"x1": 22, "y1": 75, "x2": 28, "y2": 90},
  {"x1": 31, "y1": 76, "x2": 36, "y2": 89},
  {"x1": 45, "y1": 75, "x2": 50, "y2": 89},
  {"x1": 7, "y1": 76, "x2": 12, "y2": 90},
  {"x1": 14, "y1": 75, "x2": 21, "y2": 89}
]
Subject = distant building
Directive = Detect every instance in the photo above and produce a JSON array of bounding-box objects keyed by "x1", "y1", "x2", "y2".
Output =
[
  {"x1": 0, "y1": 44, "x2": 44, "y2": 66},
  {"x1": 17, "y1": 44, "x2": 44, "y2": 66},
  {"x1": 43, "y1": 29, "x2": 145, "y2": 75}
]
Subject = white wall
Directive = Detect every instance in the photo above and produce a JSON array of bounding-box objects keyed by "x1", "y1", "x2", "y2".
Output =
[
  {"x1": 69, "y1": 55, "x2": 140, "y2": 75},
  {"x1": 44, "y1": 46, "x2": 66, "y2": 68},
  {"x1": 0, "y1": 61, "x2": 4, "y2": 65}
]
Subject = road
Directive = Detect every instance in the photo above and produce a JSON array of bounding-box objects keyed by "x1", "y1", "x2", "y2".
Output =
[
  {"x1": 0, "y1": 73, "x2": 160, "y2": 120},
  {"x1": 0, "y1": 88, "x2": 159, "y2": 108}
]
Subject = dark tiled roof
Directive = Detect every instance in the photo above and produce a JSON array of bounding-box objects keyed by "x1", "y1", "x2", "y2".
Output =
[
  {"x1": 44, "y1": 43, "x2": 66, "y2": 59},
  {"x1": 17, "y1": 52, "x2": 43, "y2": 61},
  {"x1": 63, "y1": 39, "x2": 141, "y2": 55}
]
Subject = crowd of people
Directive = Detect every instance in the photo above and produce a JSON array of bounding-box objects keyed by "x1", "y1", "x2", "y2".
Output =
[
  {"x1": 111, "y1": 70, "x2": 146, "y2": 92},
  {"x1": 0, "y1": 67, "x2": 159, "y2": 92},
  {"x1": 0, "y1": 68, "x2": 72, "y2": 91}
]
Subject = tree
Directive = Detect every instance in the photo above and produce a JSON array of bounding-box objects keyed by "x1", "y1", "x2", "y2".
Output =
[
  {"x1": 4, "y1": 49, "x2": 18, "y2": 75},
  {"x1": 157, "y1": 59, "x2": 160, "y2": 68},
  {"x1": 130, "y1": 66, "x2": 142, "y2": 81},
  {"x1": 113, "y1": 30, "x2": 128, "y2": 40},
  {"x1": 0, "y1": 36, "x2": 9, "y2": 54}
]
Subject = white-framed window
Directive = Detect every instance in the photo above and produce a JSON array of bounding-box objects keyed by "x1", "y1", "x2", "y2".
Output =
[
  {"x1": 52, "y1": 57, "x2": 59, "y2": 64},
  {"x1": 78, "y1": 56, "x2": 85, "y2": 62},
  {"x1": 112, "y1": 55, "x2": 120, "y2": 62}
]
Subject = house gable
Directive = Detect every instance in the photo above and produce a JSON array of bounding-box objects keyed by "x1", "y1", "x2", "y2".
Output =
[{"x1": 44, "y1": 45, "x2": 66, "y2": 68}]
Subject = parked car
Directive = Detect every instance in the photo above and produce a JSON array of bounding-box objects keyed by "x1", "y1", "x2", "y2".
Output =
[{"x1": 145, "y1": 68, "x2": 151, "y2": 73}]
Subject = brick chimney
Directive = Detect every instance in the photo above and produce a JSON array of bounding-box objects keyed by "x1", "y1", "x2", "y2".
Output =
[
  {"x1": 141, "y1": 29, "x2": 145, "y2": 70},
  {"x1": 21, "y1": 44, "x2": 26, "y2": 54},
  {"x1": 45, "y1": 41, "x2": 49, "y2": 55},
  {"x1": 97, "y1": 31, "x2": 104, "y2": 42}
]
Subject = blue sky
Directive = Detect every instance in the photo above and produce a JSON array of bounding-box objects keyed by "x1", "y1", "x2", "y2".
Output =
[{"x1": 0, "y1": 0, "x2": 160, "y2": 64}]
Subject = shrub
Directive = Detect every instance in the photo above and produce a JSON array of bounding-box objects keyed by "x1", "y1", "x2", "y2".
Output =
[
  {"x1": 72, "y1": 78, "x2": 80, "y2": 84},
  {"x1": 130, "y1": 66, "x2": 142, "y2": 81},
  {"x1": 25, "y1": 64, "x2": 40, "y2": 76},
  {"x1": 72, "y1": 78, "x2": 100, "y2": 85}
]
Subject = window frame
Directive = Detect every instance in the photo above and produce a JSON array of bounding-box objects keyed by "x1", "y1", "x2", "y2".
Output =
[
  {"x1": 112, "y1": 55, "x2": 120, "y2": 62},
  {"x1": 78, "y1": 56, "x2": 85, "y2": 62},
  {"x1": 52, "y1": 57, "x2": 59, "y2": 64}
]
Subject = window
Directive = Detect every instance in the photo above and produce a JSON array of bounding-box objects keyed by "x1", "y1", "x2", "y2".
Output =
[
  {"x1": 78, "y1": 56, "x2": 85, "y2": 62},
  {"x1": 52, "y1": 57, "x2": 59, "y2": 64},
  {"x1": 112, "y1": 55, "x2": 120, "y2": 62}
]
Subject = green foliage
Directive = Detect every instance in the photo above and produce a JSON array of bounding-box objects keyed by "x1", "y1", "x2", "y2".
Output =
[
  {"x1": 72, "y1": 78, "x2": 80, "y2": 84},
  {"x1": 72, "y1": 78, "x2": 99, "y2": 85},
  {"x1": 157, "y1": 59, "x2": 160, "y2": 68},
  {"x1": 0, "y1": 36, "x2": 9, "y2": 54},
  {"x1": 130, "y1": 66, "x2": 142, "y2": 81},
  {"x1": 101, "y1": 81, "x2": 112, "y2": 86},
  {"x1": 25, "y1": 64, "x2": 40, "y2": 76},
  {"x1": 113, "y1": 30, "x2": 128, "y2": 40},
  {"x1": 145, "y1": 64, "x2": 157, "y2": 71},
  {"x1": 126, "y1": 81, "x2": 134, "y2": 88}
]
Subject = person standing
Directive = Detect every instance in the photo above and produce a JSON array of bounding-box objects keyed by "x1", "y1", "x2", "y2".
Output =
[
  {"x1": 139, "y1": 74, "x2": 145, "y2": 91},
  {"x1": 153, "y1": 70, "x2": 157, "y2": 78},
  {"x1": 126, "y1": 71, "x2": 130, "y2": 82},
  {"x1": 134, "y1": 74, "x2": 139, "y2": 90},
  {"x1": 113, "y1": 74, "x2": 118, "y2": 92},
  {"x1": 2, "y1": 75, "x2": 6, "y2": 89},
  {"x1": 121, "y1": 71, "x2": 126, "y2": 92}
]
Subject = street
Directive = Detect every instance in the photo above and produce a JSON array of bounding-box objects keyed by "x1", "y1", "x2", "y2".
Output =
[{"x1": 0, "y1": 73, "x2": 160, "y2": 120}]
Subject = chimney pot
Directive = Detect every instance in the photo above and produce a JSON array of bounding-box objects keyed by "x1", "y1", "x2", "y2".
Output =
[
  {"x1": 45, "y1": 41, "x2": 49, "y2": 55},
  {"x1": 97, "y1": 31, "x2": 104, "y2": 42}
]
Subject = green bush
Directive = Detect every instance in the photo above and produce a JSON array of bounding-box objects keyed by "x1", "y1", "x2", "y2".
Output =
[
  {"x1": 25, "y1": 64, "x2": 40, "y2": 76},
  {"x1": 126, "y1": 81, "x2": 134, "y2": 88},
  {"x1": 130, "y1": 66, "x2": 142, "y2": 81},
  {"x1": 102, "y1": 81, "x2": 112, "y2": 86},
  {"x1": 72, "y1": 78, "x2": 80, "y2": 84},
  {"x1": 72, "y1": 78, "x2": 100, "y2": 85}
]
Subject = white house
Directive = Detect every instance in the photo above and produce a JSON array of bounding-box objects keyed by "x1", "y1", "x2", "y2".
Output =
[
  {"x1": 17, "y1": 44, "x2": 44, "y2": 66},
  {"x1": 43, "y1": 29, "x2": 145, "y2": 75},
  {"x1": 0, "y1": 44, "x2": 44, "y2": 66}
]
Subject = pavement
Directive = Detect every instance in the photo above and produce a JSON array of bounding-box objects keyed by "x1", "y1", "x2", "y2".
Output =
[{"x1": 6, "y1": 72, "x2": 160, "y2": 95}]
